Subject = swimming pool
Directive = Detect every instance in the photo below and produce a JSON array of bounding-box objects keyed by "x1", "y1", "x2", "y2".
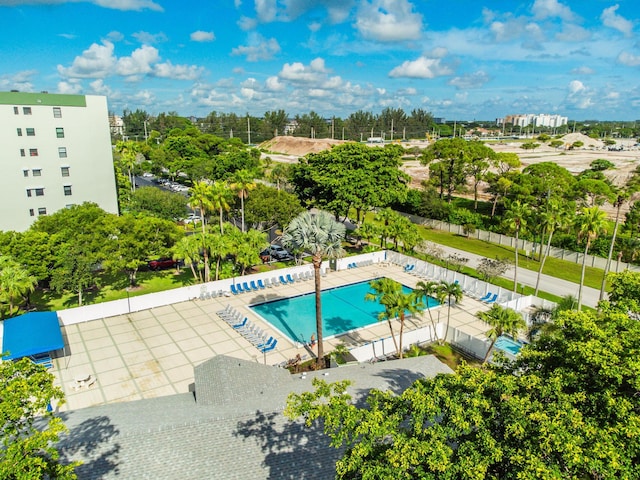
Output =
[
  {"x1": 494, "y1": 335, "x2": 524, "y2": 355},
  {"x1": 249, "y1": 278, "x2": 440, "y2": 344}
]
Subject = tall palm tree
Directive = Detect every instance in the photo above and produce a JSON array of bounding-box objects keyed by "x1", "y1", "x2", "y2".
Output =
[
  {"x1": 206, "y1": 233, "x2": 231, "y2": 281},
  {"x1": 413, "y1": 280, "x2": 441, "y2": 343},
  {"x1": 189, "y1": 181, "x2": 214, "y2": 282},
  {"x1": 115, "y1": 140, "x2": 140, "y2": 193},
  {"x1": 576, "y1": 206, "x2": 608, "y2": 310},
  {"x1": 478, "y1": 304, "x2": 526, "y2": 363},
  {"x1": 534, "y1": 200, "x2": 572, "y2": 296},
  {"x1": 435, "y1": 280, "x2": 463, "y2": 345},
  {"x1": 383, "y1": 291, "x2": 422, "y2": 359},
  {"x1": 209, "y1": 181, "x2": 232, "y2": 234},
  {"x1": 282, "y1": 211, "x2": 346, "y2": 368},
  {"x1": 230, "y1": 169, "x2": 257, "y2": 233},
  {"x1": 365, "y1": 278, "x2": 402, "y2": 354},
  {"x1": 504, "y1": 200, "x2": 531, "y2": 292}
]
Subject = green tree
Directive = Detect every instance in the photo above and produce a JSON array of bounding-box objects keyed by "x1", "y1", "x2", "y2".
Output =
[
  {"x1": 282, "y1": 211, "x2": 346, "y2": 368},
  {"x1": 209, "y1": 180, "x2": 232, "y2": 234},
  {"x1": 50, "y1": 244, "x2": 96, "y2": 306},
  {"x1": 115, "y1": 140, "x2": 141, "y2": 193},
  {"x1": 189, "y1": 181, "x2": 214, "y2": 281},
  {"x1": 128, "y1": 186, "x2": 188, "y2": 222},
  {"x1": 413, "y1": 280, "x2": 441, "y2": 343},
  {"x1": 172, "y1": 235, "x2": 202, "y2": 282},
  {"x1": 503, "y1": 200, "x2": 531, "y2": 292},
  {"x1": 600, "y1": 270, "x2": 640, "y2": 315},
  {"x1": 244, "y1": 184, "x2": 304, "y2": 232},
  {"x1": 230, "y1": 169, "x2": 257, "y2": 233},
  {"x1": 575, "y1": 206, "x2": 608, "y2": 310},
  {"x1": 0, "y1": 357, "x2": 78, "y2": 479},
  {"x1": 478, "y1": 304, "x2": 526, "y2": 363},
  {"x1": 421, "y1": 137, "x2": 468, "y2": 202},
  {"x1": 435, "y1": 280, "x2": 463, "y2": 344},
  {"x1": 465, "y1": 141, "x2": 496, "y2": 210},
  {"x1": 0, "y1": 256, "x2": 37, "y2": 317},
  {"x1": 364, "y1": 278, "x2": 402, "y2": 355}
]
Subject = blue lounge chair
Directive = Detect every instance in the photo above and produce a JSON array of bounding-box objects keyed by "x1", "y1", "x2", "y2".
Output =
[
  {"x1": 230, "y1": 284, "x2": 239, "y2": 295},
  {"x1": 404, "y1": 264, "x2": 415, "y2": 272},
  {"x1": 478, "y1": 292, "x2": 492, "y2": 302},
  {"x1": 256, "y1": 336, "x2": 274, "y2": 349},
  {"x1": 279, "y1": 275, "x2": 287, "y2": 284},
  {"x1": 485, "y1": 293, "x2": 498, "y2": 304},
  {"x1": 286, "y1": 274, "x2": 295, "y2": 283},
  {"x1": 257, "y1": 279, "x2": 266, "y2": 289},
  {"x1": 242, "y1": 282, "x2": 251, "y2": 292},
  {"x1": 232, "y1": 317, "x2": 248, "y2": 329},
  {"x1": 261, "y1": 339, "x2": 277, "y2": 353},
  {"x1": 237, "y1": 283, "x2": 246, "y2": 293},
  {"x1": 250, "y1": 280, "x2": 259, "y2": 291}
]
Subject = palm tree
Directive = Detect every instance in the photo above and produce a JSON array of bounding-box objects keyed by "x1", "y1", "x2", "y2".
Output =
[
  {"x1": 209, "y1": 181, "x2": 232, "y2": 234},
  {"x1": 534, "y1": 200, "x2": 572, "y2": 296},
  {"x1": 172, "y1": 236, "x2": 202, "y2": 282},
  {"x1": 282, "y1": 211, "x2": 346, "y2": 368},
  {"x1": 365, "y1": 278, "x2": 402, "y2": 354},
  {"x1": 115, "y1": 140, "x2": 140, "y2": 193},
  {"x1": 383, "y1": 291, "x2": 422, "y2": 359},
  {"x1": 206, "y1": 233, "x2": 231, "y2": 281},
  {"x1": 413, "y1": 280, "x2": 441, "y2": 343},
  {"x1": 478, "y1": 304, "x2": 526, "y2": 363},
  {"x1": 576, "y1": 206, "x2": 608, "y2": 310},
  {"x1": 189, "y1": 181, "x2": 214, "y2": 282},
  {"x1": 435, "y1": 280, "x2": 463, "y2": 345},
  {"x1": 230, "y1": 169, "x2": 256, "y2": 233},
  {"x1": 504, "y1": 200, "x2": 531, "y2": 292}
]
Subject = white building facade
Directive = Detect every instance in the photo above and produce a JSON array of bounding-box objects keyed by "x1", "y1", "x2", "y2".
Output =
[
  {"x1": 0, "y1": 91, "x2": 119, "y2": 232},
  {"x1": 498, "y1": 113, "x2": 568, "y2": 128}
]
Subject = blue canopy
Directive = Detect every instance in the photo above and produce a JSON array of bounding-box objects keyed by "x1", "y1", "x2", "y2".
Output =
[{"x1": 2, "y1": 311, "x2": 64, "y2": 360}]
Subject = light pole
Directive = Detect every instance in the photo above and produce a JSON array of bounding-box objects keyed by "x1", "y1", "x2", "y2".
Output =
[{"x1": 126, "y1": 287, "x2": 131, "y2": 314}]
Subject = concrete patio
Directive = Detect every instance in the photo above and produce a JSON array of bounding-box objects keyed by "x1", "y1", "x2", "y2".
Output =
[{"x1": 49, "y1": 263, "x2": 492, "y2": 411}]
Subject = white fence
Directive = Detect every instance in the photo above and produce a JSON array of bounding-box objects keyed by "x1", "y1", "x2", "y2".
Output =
[{"x1": 400, "y1": 213, "x2": 640, "y2": 273}]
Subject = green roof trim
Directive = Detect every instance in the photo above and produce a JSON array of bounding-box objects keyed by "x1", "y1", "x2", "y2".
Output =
[{"x1": 0, "y1": 91, "x2": 87, "y2": 107}]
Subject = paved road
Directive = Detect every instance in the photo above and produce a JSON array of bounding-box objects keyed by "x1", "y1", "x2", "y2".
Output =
[{"x1": 432, "y1": 244, "x2": 603, "y2": 308}]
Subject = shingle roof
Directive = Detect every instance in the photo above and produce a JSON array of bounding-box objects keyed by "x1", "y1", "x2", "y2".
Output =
[{"x1": 57, "y1": 355, "x2": 453, "y2": 479}]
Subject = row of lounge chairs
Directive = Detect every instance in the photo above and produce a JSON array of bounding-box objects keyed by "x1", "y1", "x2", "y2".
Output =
[
  {"x1": 478, "y1": 292, "x2": 498, "y2": 304},
  {"x1": 230, "y1": 271, "x2": 315, "y2": 294},
  {"x1": 199, "y1": 289, "x2": 227, "y2": 300},
  {"x1": 216, "y1": 305, "x2": 278, "y2": 353},
  {"x1": 346, "y1": 259, "x2": 374, "y2": 269}
]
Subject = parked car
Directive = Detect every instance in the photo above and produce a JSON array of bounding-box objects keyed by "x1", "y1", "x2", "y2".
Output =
[
  {"x1": 147, "y1": 258, "x2": 177, "y2": 270},
  {"x1": 259, "y1": 245, "x2": 291, "y2": 262},
  {"x1": 182, "y1": 213, "x2": 200, "y2": 224}
]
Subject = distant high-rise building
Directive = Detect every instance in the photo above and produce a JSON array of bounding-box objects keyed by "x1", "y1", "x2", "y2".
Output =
[
  {"x1": 497, "y1": 113, "x2": 568, "y2": 128},
  {"x1": 0, "y1": 91, "x2": 119, "y2": 232}
]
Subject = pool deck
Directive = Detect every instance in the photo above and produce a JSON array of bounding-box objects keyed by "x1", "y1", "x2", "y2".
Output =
[{"x1": 50, "y1": 263, "x2": 492, "y2": 412}]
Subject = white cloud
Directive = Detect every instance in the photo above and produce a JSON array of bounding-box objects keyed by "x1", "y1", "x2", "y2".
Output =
[
  {"x1": 555, "y1": 24, "x2": 591, "y2": 42},
  {"x1": 115, "y1": 45, "x2": 159, "y2": 76},
  {"x1": 601, "y1": 5, "x2": 634, "y2": 37},
  {"x1": 58, "y1": 33, "x2": 76, "y2": 40},
  {"x1": 279, "y1": 58, "x2": 330, "y2": 83},
  {"x1": 355, "y1": 0, "x2": 423, "y2": 42},
  {"x1": 448, "y1": 71, "x2": 490, "y2": 89},
  {"x1": 58, "y1": 41, "x2": 117, "y2": 78},
  {"x1": 388, "y1": 56, "x2": 453, "y2": 78},
  {"x1": 88, "y1": 79, "x2": 112, "y2": 96},
  {"x1": 571, "y1": 66, "x2": 595, "y2": 74},
  {"x1": 132, "y1": 31, "x2": 167, "y2": 44},
  {"x1": 0, "y1": 70, "x2": 36, "y2": 92},
  {"x1": 57, "y1": 80, "x2": 83, "y2": 94},
  {"x1": 265, "y1": 76, "x2": 285, "y2": 91},
  {"x1": 255, "y1": 0, "x2": 277, "y2": 22},
  {"x1": 237, "y1": 16, "x2": 258, "y2": 31},
  {"x1": 190, "y1": 30, "x2": 215, "y2": 42},
  {"x1": 153, "y1": 61, "x2": 204, "y2": 80},
  {"x1": 231, "y1": 34, "x2": 280, "y2": 61},
  {"x1": 618, "y1": 51, "x2": 640, "y2": 66},
  {"x1": 531, "y1": 0, "x2": 575, "y2": 21},
  {"x1": 566, "y1": 79, "x2": 593, "y2": 109},
  {"x1": 3, "y1": 0, "x2": 163, "y2": 11},
  {"x1": 106, "y1": 31, "x2": 124, "y2": 42}
]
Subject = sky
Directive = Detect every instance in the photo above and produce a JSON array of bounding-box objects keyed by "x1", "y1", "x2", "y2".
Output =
[{"x1": 1, "y1": 0, "x2": 639, "y2": 121}]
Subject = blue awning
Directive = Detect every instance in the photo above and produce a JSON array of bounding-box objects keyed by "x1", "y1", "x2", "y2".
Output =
[{"x1": 2, "y1": 311, "x2": 64, "y2": 360}]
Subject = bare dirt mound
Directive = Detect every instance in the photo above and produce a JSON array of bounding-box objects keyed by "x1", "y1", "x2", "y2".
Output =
[
  {"x1": 260, "y1": 136, "x2": 347, "y2": 156},
  {"x1": 560, "y1": 132, "x2": 604, "y2": 149}
]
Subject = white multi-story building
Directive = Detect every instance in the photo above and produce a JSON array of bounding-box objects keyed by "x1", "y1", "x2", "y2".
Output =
[
  {"x1": 498, "y1": 113, "x2": 568, "y2": 128},
  {"x1": 0, "y1": 91, "x2": 119, "y2": 232}
]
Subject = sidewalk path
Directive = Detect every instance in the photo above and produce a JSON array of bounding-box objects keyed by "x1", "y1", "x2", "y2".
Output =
[{"x1": 430, "y1": 244, "x2": 602, "y2": 308}]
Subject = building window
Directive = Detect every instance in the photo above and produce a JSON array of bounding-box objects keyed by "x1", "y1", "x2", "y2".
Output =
[
  {"x1": 29, "y1": 209, "x2": 35, "y2": 217},
  {"x1": 60, "y1": 166, "x2": 70, "y2": 177},
  {"x1": 26, "y1": 189, "x2": 32, "y2": 197},
  {"x1": 23, "y1": 107, "x2": 32, "y2": 115},
  {"x1": 13, "y1": 106, "x2": 19, "y2": 115},
  {"x1": 65, "y1": 204, "x2": 76, "y2": 209},
  {"x1": 38, "y1": 207, "x2": 47, "y2": 215},
  {"x1": 56, "y1": 127, "x2": 64, "y2": 138},
  {"x1": 30, "y1": 148, "x2": 38, "y2": 157},
  {"x1": 32, "y1": 169, "x2": 42, "y2": 177},
  {"x1": 26, "y1": 128, "x2": 35, "y2": 136},
  {"x1": 17, "y1": 128, "x2": 22, "y2": 136},
  {"x1": 63, "y1": 185, "x2": 72, "y2": 196},
  {"x1": 53, "y1": 107, "x2": 62, "y2": 118},
  {"x1": 23, "y1": 170, "x2": 29, "y2": 177},
  {"x1": 58, "y1": 147, "x2": 67, "y2": 158},
  {"x1": 35, "y1": 188, "x2": 44, "y2": 196},
  {"x1": 20, "y1": 149, "x2": 25, "y2": 157}
]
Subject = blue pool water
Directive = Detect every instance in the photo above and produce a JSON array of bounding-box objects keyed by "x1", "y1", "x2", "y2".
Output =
[
  {"x1": 494, "y1": 335, "x2": 524, "y2": 355},
  {"x1": 250, "y1": 278, "x2": 440, "y2": 344}
]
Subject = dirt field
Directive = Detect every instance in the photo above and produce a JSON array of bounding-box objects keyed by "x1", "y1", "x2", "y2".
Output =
[{"x1": 261, "y1": 134, "x2": 640, "y2": 218}]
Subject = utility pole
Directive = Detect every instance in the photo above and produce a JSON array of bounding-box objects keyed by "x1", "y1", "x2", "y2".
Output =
[
  {"x1": 390, "y1": 119, "x2": 394, "y2": 141},
  {"x1": 247, "y1": 115, "x2": 251, "y2": 144}
]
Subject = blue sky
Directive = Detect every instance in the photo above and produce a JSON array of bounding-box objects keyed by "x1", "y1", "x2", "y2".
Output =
[{"x1": 1, "y1": 0, "x2": 639, "y2": 120}]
